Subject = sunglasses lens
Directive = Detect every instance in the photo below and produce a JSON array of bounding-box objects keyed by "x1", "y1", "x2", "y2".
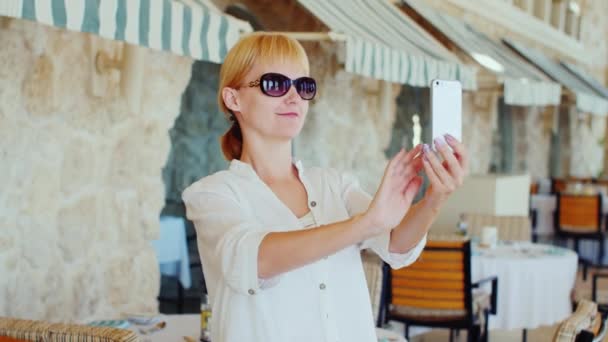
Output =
[
  {"x1": 261, "y1": 73, "x2": 291, "y2": 97},
  {"x1": 296, "y1": 77, "x2": 317, "y2": 100}
]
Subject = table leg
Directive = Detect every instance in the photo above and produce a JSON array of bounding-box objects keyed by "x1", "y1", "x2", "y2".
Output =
[{"x1": 178, "y1": 282, "x2": 184, "y2": 314}]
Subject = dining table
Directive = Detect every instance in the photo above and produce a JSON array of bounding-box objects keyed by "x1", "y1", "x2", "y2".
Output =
[
  {"x1": 471, "y1": 242, "x2": 578, "y2": 331},
  {"x1": 131, "y1": 314, "x2": 407, "y2": 342}
]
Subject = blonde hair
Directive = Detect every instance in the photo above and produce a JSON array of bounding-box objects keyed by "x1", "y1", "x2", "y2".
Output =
[{"x1": 218, "y1": 32, "x2": 310, "y2": 161}]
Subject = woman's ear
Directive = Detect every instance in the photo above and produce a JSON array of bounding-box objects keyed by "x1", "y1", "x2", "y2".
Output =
[{"x1": 222, "y1": 87, "x2": 241, "y2": 113}]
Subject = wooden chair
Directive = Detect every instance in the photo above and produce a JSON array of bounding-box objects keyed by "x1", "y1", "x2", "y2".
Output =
[
  {"x1": 553, "y1": 299, "x2": 607, "y2": 342},
  {"x1": 552, "y1": 177, "x2": 595, "y2": 194},
  {"x1": 530, "y1": 182, "x2": 539, "y2": 195},
  {"x1": 555, "y1": 193, "x2": 605, "y2": 263},
  {"x1": 462, "y1": 213, "x2": 532, "y2": 242},
  {"x1": 384, "y1": 239, "x2": 497, "y2": 342},
  {"x1": 552, "y1": 178, "x2": 568, "y2": 194},
  {"x1": 0, "y1": 317, "x2": 140, "y2": 342},
  {"x1": 361, "y1": 250, "x2": 385, "y2": 327}
]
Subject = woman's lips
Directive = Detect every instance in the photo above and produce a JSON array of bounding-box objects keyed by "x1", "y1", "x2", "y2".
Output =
[{"x1": 277, "y1": 112, "x2": 299, "y2": 117}]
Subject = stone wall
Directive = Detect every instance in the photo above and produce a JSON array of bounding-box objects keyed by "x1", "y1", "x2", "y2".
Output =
[
  {"x1": 510, "y1": 106, "x2": 555, "y2": 178},
  {"x1": 295, "y1": 41, "x2": 396, "y2": 193},
  {"x1": 0, "y1": 17, "x2": 192, "y2": 321},
  {"x1": 579, "y1": 0, "x2": 608, "y2": 82}
]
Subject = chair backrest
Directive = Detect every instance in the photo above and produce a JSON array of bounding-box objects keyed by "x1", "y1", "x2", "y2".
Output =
[
  {"x1": 361, "y1": 250, "x2": 384, "y2": 325},
  {"x1": 530, "y1": 182, "x2": 539, "y2": 195},
  {"x1": 390, "y1": 239, "x2": 472, "y2": 318},
  {"x1": 552, "y1": 178, "x2": 568, "y2": 194},
  {"x1": 556, "y1": 193, "x2": 602, "y2": 234},
  {"x1": 0, "y1": 317, "x2": 140, "y2": 342},
  {"x1": 553, "y1": 177, "x2": 595, "y2": 194},
  {"x1": 553, "y1": 299, "x2": 602, "y2": 342},
  {"x1": 462, "y1": 213, "x2": 532, "y2": 242}
]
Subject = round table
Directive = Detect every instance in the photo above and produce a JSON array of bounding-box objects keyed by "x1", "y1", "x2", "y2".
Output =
[
  {"x1": 133, "y1": 314, "x2": 407, "y2": 342},
  {"x1": 471, "y1": 242, "x2": 578, "y2": 330}
]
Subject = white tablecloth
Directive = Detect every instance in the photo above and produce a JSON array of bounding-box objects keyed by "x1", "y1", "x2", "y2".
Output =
[
  {"x1": 150, "y1": 216, "x2": 192, "y2": 289},
  {"x1": 471, "y1": 243, "x2": 578, "y2": 330},
  {"x1": 133, "y1": 314, "x2": 406, "y2": 342}
]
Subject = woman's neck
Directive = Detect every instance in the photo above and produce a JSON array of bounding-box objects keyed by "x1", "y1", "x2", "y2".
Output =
[{"x1": 239, "y1": 139, "x2": 296, "y2": 183}]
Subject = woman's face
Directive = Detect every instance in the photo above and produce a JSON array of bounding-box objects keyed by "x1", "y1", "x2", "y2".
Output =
[{"x1": 230, "y1": 61, "x2": 310, "y2": 142}]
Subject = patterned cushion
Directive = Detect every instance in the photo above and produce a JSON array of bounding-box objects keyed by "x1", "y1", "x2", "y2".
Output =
[
  {"x1": 0, "y1": 317, "x2": 140, "y2": 342},
  {"x1": 553, "y1": 299, "x2": 598, "y2": 342}
]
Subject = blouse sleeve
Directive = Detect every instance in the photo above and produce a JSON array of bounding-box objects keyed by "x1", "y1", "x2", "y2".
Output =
[
  {"x1": 183, "y1": 186, "x2": 275, "y2": 295},
  {"x1": 339, "y1": 171, "x2": 426, "y2": 269}
]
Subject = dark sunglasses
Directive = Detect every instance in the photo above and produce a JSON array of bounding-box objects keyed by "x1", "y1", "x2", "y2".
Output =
[{"x1": 248, "y1": 73, "x2": 317, "y2": 100}]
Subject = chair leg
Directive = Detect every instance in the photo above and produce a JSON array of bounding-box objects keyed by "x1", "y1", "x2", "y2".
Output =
[
  {"x1": 404, "y1": 324, "x2": 409, "y2": 339},
  {"x1": 177, "y1": 282, "x2": 184, "y2": 314},
  {"x1": 522, "y1": 328, "x2": 527, "y2": 342},
  {"x1": 449, "y1": 329, "x2": 454, "y2": 342},
  {"x1": 599, "y1": 238, "x2": 605, "y2": 266},
  {"x1": 467, "y1": 326, "x2": 480, "y2": 342},
  {"x1": 483, "y1": 309, "x2": 490, "y2": 342}
]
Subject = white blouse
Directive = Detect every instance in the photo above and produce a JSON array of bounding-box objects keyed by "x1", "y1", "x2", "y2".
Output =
[{"x1": 182, "y1": 159, "x2": 426, "y2": 342}]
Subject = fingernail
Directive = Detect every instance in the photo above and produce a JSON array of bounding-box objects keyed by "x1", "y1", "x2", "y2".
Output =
[
  {"x1": 434, "y1": 138, "x2": 445, "y2": 146},
  {"x1": 423, "y1": 144, "x2": 430, "y2": 154},
  {"x1": 445, "y1": 134, "x2": 456, "y2": 143}
]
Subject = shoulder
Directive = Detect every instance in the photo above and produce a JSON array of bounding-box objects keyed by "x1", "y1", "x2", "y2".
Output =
[{"x1": 182, "y1": 169, "x2": 240, "y2": 204}]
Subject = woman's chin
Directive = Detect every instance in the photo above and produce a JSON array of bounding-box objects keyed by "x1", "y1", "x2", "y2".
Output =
[{"x1": 271, "y1": 129, "x2": 302, "y2": 141}]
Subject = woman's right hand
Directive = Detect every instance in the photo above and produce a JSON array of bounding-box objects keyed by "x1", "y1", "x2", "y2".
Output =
[{"x1": 364, "y1": 145, "x2": 424, "y2": 235}]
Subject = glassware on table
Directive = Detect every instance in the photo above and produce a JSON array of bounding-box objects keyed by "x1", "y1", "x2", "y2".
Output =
[{"x1": 200, "y1": 293, "x2": 212, "y2": 342}]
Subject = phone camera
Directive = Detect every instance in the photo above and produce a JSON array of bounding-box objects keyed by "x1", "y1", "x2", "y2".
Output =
[{"x1": 435, "y1": 81, "x2": 439, "y2": 86}]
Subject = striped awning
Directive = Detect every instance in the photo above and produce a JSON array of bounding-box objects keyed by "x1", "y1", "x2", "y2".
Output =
[
  {"x1": 403, "y1": 0, "x2": 560, "y2": 107},
  {"x1": 0, "y1": 0, "x2": 252, "y2": 64},
  {"x1": 561, "y1": 62, "x2": 608, "y2": 99},
  {"x1": 504, "y1": 39, "x2": 608, "y2": 116},
  {"x1": 297, "y1": 0, "x2": 477, "y2": 90}
]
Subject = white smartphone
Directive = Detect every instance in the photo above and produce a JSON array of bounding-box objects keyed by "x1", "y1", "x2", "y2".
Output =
[{"x1": 430, "y1": 79, "x2": 462, "y2": 148}]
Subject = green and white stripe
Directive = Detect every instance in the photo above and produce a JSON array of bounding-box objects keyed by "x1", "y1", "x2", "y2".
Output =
[
  {"x1": 298, "y1": 0, "x2": 477, "y2": 90},
  {"x1": 0, "y1": 0, "x2": 252, "y2": 64},
  {"x1": 405, "y1": 0, "x2": 561, "y2": 106},
  {"x1": 505, "y1": 39, "x2": 608, "y2": 116}
]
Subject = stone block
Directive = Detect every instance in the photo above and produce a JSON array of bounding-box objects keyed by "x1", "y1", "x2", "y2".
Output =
[{"x1": 57, "y1": 196, "x2": 97, "y2": 262}]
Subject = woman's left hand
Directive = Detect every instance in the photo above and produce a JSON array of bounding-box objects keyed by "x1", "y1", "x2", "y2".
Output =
[{"x1": 421, "y1": 134, "x2": 469, "y2": 208}]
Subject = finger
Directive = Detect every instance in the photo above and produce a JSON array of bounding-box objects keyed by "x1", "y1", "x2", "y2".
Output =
[
  {"x1": 423, "y1": 144, "x2": 454, "y2": 188},
  {"x1": 412, "y1": 156, "x2": 424, "y2": 174},
  {"x1": 445, "y1": 134, "x2": 469, "y2": 173},
  {"x1": 402, "y1": 176, "x2": 423, "y2": 202},
  {"x1": 388, "y1": 148, "x2": 406, "y2": 176},
  {"x1": 394, "y1": 145, "x2": 423, "y2": 176},
  {"x1": 422, "y1": 156, "x2": 444, "y2": 190},
  {"x1": 397, "y1": 156, "x2": 424, "y2": 187},
  {"x1": 434, "y1": 138, "x2": 463, "y2": 185},
  {"x1": 403, "y1": 144, "x2": 423, "y2": 164}
]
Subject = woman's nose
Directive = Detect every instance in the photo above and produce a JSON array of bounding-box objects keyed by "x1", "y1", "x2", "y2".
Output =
[{"x1": 284, "y1": 85, "x2": 300, "y2": 103}]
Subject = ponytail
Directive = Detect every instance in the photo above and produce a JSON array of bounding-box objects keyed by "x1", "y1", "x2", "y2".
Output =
[{"x1": 220, "y1": 118, "x2": 242, "y2": 161}]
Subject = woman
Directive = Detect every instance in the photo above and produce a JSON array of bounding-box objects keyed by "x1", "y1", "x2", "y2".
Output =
[{"x1": 182, "y1": 32, "x2": 468, "y2": 342}]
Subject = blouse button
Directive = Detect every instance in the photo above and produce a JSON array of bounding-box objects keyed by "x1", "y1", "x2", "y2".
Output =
[
  {"x1": 310, "y1": 201, "x2": 317, "y2": 207},
  {"x1": 319, "y1": 283, "x2": 326, "y2": 290},
  {"x1": 248, "y1": 289, "x2": 256, "y2": 295}
]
